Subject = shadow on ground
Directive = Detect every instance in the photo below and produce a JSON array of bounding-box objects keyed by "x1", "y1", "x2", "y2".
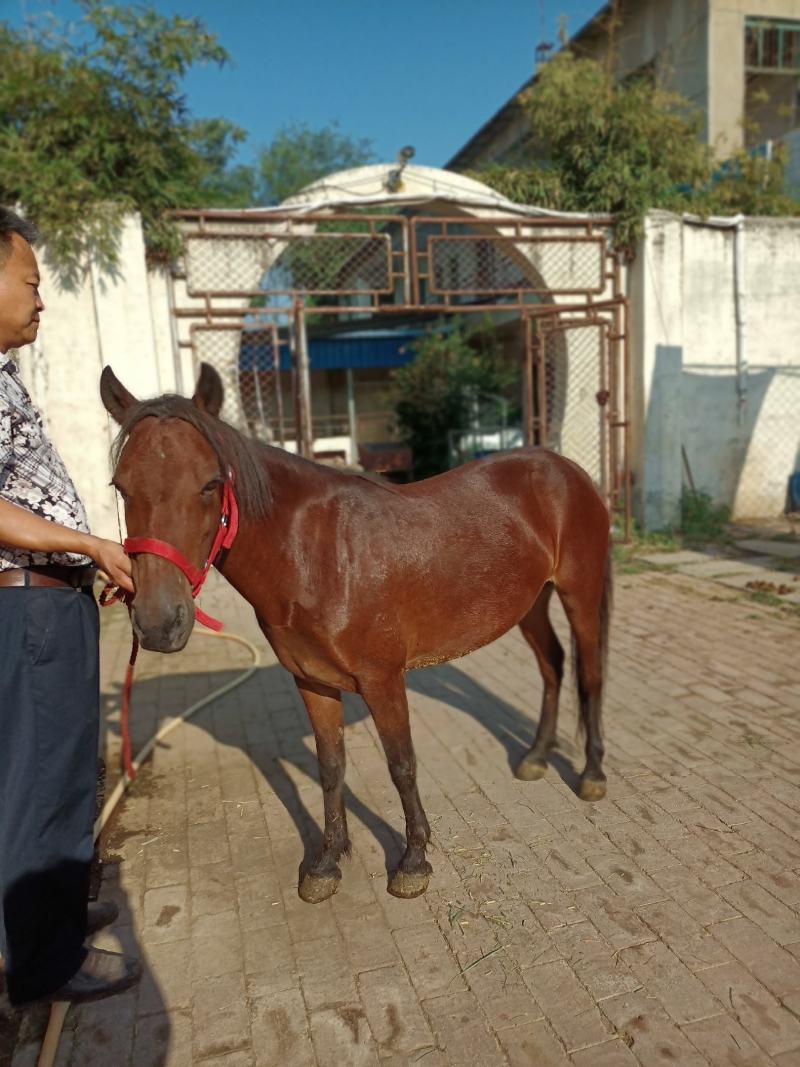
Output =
[
  {"x1": 99, "y1": 657, "x2": 582, "y2": 883},
  {"x1": 5, "y1": 882, "x2": 162, "y2": 1067}
]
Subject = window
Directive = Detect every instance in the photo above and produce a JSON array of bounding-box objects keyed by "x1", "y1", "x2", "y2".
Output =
[
  {"x1": 743, "y1": 18, "x2": 800, "y2": 146},
  {"x1": 745, "y1": 17, "x2": 800, "y2": 73}
]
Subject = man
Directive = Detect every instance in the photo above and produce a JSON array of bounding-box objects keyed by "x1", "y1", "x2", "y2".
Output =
[{"x1": 0, "y1": 207, "x2": 141, "y2": 1006}]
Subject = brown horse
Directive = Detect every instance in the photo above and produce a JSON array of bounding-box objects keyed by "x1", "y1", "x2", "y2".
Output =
[{"x1": 100, "y1": 363, "x2": 612, "y2": 903}]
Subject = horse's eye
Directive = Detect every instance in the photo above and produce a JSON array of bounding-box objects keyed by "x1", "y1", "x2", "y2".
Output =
[{"x1": 201, "y1": 479, "x2": 221, "y2": 495}]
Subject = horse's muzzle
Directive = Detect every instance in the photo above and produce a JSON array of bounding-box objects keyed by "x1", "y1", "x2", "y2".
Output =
[{"x1": 132, "y1": 600, "x2": 194, "y2": 653}]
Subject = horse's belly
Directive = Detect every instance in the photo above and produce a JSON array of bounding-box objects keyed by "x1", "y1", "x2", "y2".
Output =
[
  {"x1": 404, "y1": 573, "x2": 543, "y2": 670},
  {"x1": 406, "y1": 630, "x2": 504, "y2": 670}
]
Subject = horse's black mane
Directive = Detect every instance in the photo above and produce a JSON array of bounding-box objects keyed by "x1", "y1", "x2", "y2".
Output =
[{"x1": 113, "y1": 395, "x2": 272, "y2": 519}]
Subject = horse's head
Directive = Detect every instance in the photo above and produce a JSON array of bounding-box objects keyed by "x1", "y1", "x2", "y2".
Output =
[{"x1": 101, "y1": 363, "x2": 227, "y2": 653}]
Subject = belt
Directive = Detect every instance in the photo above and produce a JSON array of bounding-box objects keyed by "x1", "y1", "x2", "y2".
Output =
[{"x1": 0, "y1": 564, "x2": 98, "y2": 590}]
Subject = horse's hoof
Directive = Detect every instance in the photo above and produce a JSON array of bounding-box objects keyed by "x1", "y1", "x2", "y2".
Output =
[
  {"x1": 578, "y1": 777, "x2": 607, "y2": 802},
  {"x1": 298, "y1": 870, "x2": 340, "y2": 904},
  {"x1": 515, "y1": 756, "x2": 548, "y2": 781},
  {"x1": 388, "y1": 865, "x2": 431, "y2": 899}
]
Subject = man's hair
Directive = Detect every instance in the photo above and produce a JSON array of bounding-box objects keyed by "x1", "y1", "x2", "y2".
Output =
[{"x1": 0, "y1": 208, "x2": 39, "y2": 268}]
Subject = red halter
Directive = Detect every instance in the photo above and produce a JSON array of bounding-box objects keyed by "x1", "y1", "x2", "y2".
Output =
[{"x1": 121, "y1": 476, "x2": 239, "y2": 632}]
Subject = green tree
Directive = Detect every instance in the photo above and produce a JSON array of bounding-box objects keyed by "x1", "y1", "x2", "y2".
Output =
[
  {"x1": 467, "y1": 50, "x2": 798, "y2": 251},
  {"x1": 0, "y1": 1, "x2": 246, "y2": 280},
  {"x1": 392, "y1": 320, "x2": 517, "y2": 479},
  {"x1": 253, "y1": 122, "x2": 376, "y2": 205},
  {"x1": 188, "y1": 118, "x2": 258, "y2": 207}
]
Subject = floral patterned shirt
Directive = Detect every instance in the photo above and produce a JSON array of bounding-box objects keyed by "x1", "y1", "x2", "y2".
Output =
[{"x1": 0, "y1": 356, "x2": 92, "y2": 570}]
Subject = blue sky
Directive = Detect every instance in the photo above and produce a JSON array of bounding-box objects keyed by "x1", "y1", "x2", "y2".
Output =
[{"x1": 7, "y1": 0, "x2": 603, "y2": 167}]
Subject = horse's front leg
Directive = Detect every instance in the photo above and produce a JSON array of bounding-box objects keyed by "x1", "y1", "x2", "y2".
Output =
[
  {"x1": 295, "y1": 679, "x2": 350, "y2": 903},
  {"x1": 359, "y1": 672, "x2": 432, "y2": 899}
]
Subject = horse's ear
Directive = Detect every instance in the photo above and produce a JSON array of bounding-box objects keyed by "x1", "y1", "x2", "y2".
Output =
[
  {"x1": 100, "y1": 366, "x2": 138, "y2": 425},
  {"x1": 192, "y1": 362, "x2": 224, "y2": 417}
]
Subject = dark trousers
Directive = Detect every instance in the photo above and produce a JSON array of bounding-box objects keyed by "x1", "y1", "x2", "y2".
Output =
[{"x1": 0, "y1": 586, "x2": 99, "y2": 1004}]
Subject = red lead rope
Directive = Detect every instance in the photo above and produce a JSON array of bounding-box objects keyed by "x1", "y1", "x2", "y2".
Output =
[{"x1": 100, "y1": 476, "x2": 239, "y2": 779}]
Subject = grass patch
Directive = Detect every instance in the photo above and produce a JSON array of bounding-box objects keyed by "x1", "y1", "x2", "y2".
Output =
[
  {"x1": 612, "y1": 524, "x2": 681, "y2": 573},
  {"x1": 747, "y1": 589, "x2": 791, "y2": 609},
  {"x1": 680, "y1": 488, "x2": 731, "y2": 544},
  {"x1": 615, "y1": 558, "x2": 655, "y2": 575},
  {"x1": 614, "y1": 489, "x2": 731, "y2": 570}
]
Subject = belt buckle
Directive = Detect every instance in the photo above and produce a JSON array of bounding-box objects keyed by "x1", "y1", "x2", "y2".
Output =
[
  {"x1": 68, "y1": 566, "x2": 88, "y2": 589},
  {"x1": 80, "y1": 566, "x2": 98, "y2": 589}
]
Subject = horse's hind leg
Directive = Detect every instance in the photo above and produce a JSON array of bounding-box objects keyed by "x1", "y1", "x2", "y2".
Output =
[
  {"x1": 359, "y1": 672, "x2": 432, "y2": 899},
  {"x1": 558, "y1": 552, "x2": 612, "y2": 802},
  {"x1": 515, "y1": 583, "x2": 565, "y2": 782},
  {"x1": 295, "y1": 679, "x2": 350, "y2": 903}
]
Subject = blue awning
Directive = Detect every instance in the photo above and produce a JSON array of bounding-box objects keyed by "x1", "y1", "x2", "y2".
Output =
[{"x1": 240, "y1": 329, "x2": 428, "y2": 372}]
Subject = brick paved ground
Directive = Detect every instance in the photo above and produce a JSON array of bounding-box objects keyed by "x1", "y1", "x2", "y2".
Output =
[{"x1": 8, "y1": 559, "x2": 800, "y2": 1066}]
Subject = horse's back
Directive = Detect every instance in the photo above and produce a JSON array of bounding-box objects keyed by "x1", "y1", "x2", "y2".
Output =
[
  {"x1": 396, "y1": 446, "x2": 597, "y2": 498},
  {"x1": 393, "y1": 447, "x2": 606, "y2": 538}
]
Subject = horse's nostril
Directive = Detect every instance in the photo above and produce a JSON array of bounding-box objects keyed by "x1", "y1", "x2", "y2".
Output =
[{"x1": 166, "y1": 603, "x2": 192, "y2": 643}]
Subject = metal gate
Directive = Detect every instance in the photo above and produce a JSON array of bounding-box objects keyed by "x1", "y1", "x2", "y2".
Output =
[
  {"x1": 168, "y1": 208, "x2": 630, "y2": 535},
  {"x1": 191, "y1": 322, "x2": 291, "y2": 445},
  {"x1": 523, "y1": 309, "x2": 629, "y2": 535}
]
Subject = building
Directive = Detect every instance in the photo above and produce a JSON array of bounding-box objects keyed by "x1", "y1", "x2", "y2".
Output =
[
  {"x1": 448, "y1": 0, "x2": 800, "y2": 169},
  {"x1": 445, "y1": 2, "x2": 800, "y2": 529}
]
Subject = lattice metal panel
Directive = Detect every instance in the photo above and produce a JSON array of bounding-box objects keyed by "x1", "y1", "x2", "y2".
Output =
[
  {"x1": 185, "y1": 231, "x2": 393, "y2": 297},
  {"x1": 175, "y1": 211, "x2": 621, "y2": 315},
  {"x1": 185, "y1": 234, "x2": 265, "y2": 296},
  {"x1": 278, "y1": 233, "x2": 392, "y2": 294},
  {"x1": 426, "y1": 235, "x2": 606, "y2": 298},
  {"x1": 192, "y1": 325, "x2": 286, "y2": 443},
  {"x1": 542, "y1": 323, "x2": 609, "y2": 493}
]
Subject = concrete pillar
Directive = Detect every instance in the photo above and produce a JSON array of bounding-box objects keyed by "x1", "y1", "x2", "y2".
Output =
[
  {"x1": 707, "y1": 7, "x2": 746, "y2": 157},
  {"x1": 147, "y1": 266, "x2": 181, "y2": 395},
  {"x1": 643, "y1": 345, "x2": 684, "y2": 530},
  {"x1": 631, "y1": 213, "x2": 685, "y2": 531},
  {"x1": 88, "y1": 215, "x2": 160, "y2": 400},
  {"x1": 24, "y1": 249, "x2": 118, "y2": 540}
]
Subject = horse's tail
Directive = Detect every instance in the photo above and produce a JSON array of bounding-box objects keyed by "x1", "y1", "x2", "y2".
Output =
[
  {"x1": 572, "y1": 537, "x2": 613, "y2": 735},
  {"x1": 598, "y1": 539, "x2": 613, "y2": 685}
]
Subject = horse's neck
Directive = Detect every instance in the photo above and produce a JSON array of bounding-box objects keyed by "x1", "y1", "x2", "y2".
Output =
[
  {"x1": 219, "y1": 445, "x2": 342, "y2": 599},
  {"x1": 261, "y1": 444, "x2": 355, "y2": 509},
  {"x1": 262, "y1": 443, "x2": 341, "y2": 486}
]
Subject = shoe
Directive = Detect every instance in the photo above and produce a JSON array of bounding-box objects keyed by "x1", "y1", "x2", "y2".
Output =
[
  {"x1": 30, "y1": 948, "x2": 141, "y2": 1005},
  {"x1": 0, "y1": 903, "x2": 119, "y2": 981},
  {"x1": 86, "y1": 900, "x2": 119, "y2": 936}
]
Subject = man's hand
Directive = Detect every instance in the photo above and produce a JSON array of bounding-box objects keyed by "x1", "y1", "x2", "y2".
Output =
[
  {"x1": 0, "y1": 499, "x2": 134, "y2": 592},
  {"x1": 90, "y1": 538, "x2": 134, "y2": 593}
]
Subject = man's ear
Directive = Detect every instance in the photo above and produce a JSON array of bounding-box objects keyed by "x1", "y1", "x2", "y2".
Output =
[
  {"x1": 192, "y1": 362, "x2": 224, "y2": 417},
  {"x1": 100, "y1": 366, "x2": 138, "y2": 425}
]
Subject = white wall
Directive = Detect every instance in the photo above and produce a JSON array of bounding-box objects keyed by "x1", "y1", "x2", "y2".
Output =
[
  {"x1": 19, "y1": 214, "x2": 183, "y2": 540},
  {"x1": 631, "y1": 211, "x2": 800, "y2": 527}
]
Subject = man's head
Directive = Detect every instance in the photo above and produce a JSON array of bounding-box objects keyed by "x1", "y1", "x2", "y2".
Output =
[{"x1": 0, "y1": 208, "x2": 43, "y2": 355}]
